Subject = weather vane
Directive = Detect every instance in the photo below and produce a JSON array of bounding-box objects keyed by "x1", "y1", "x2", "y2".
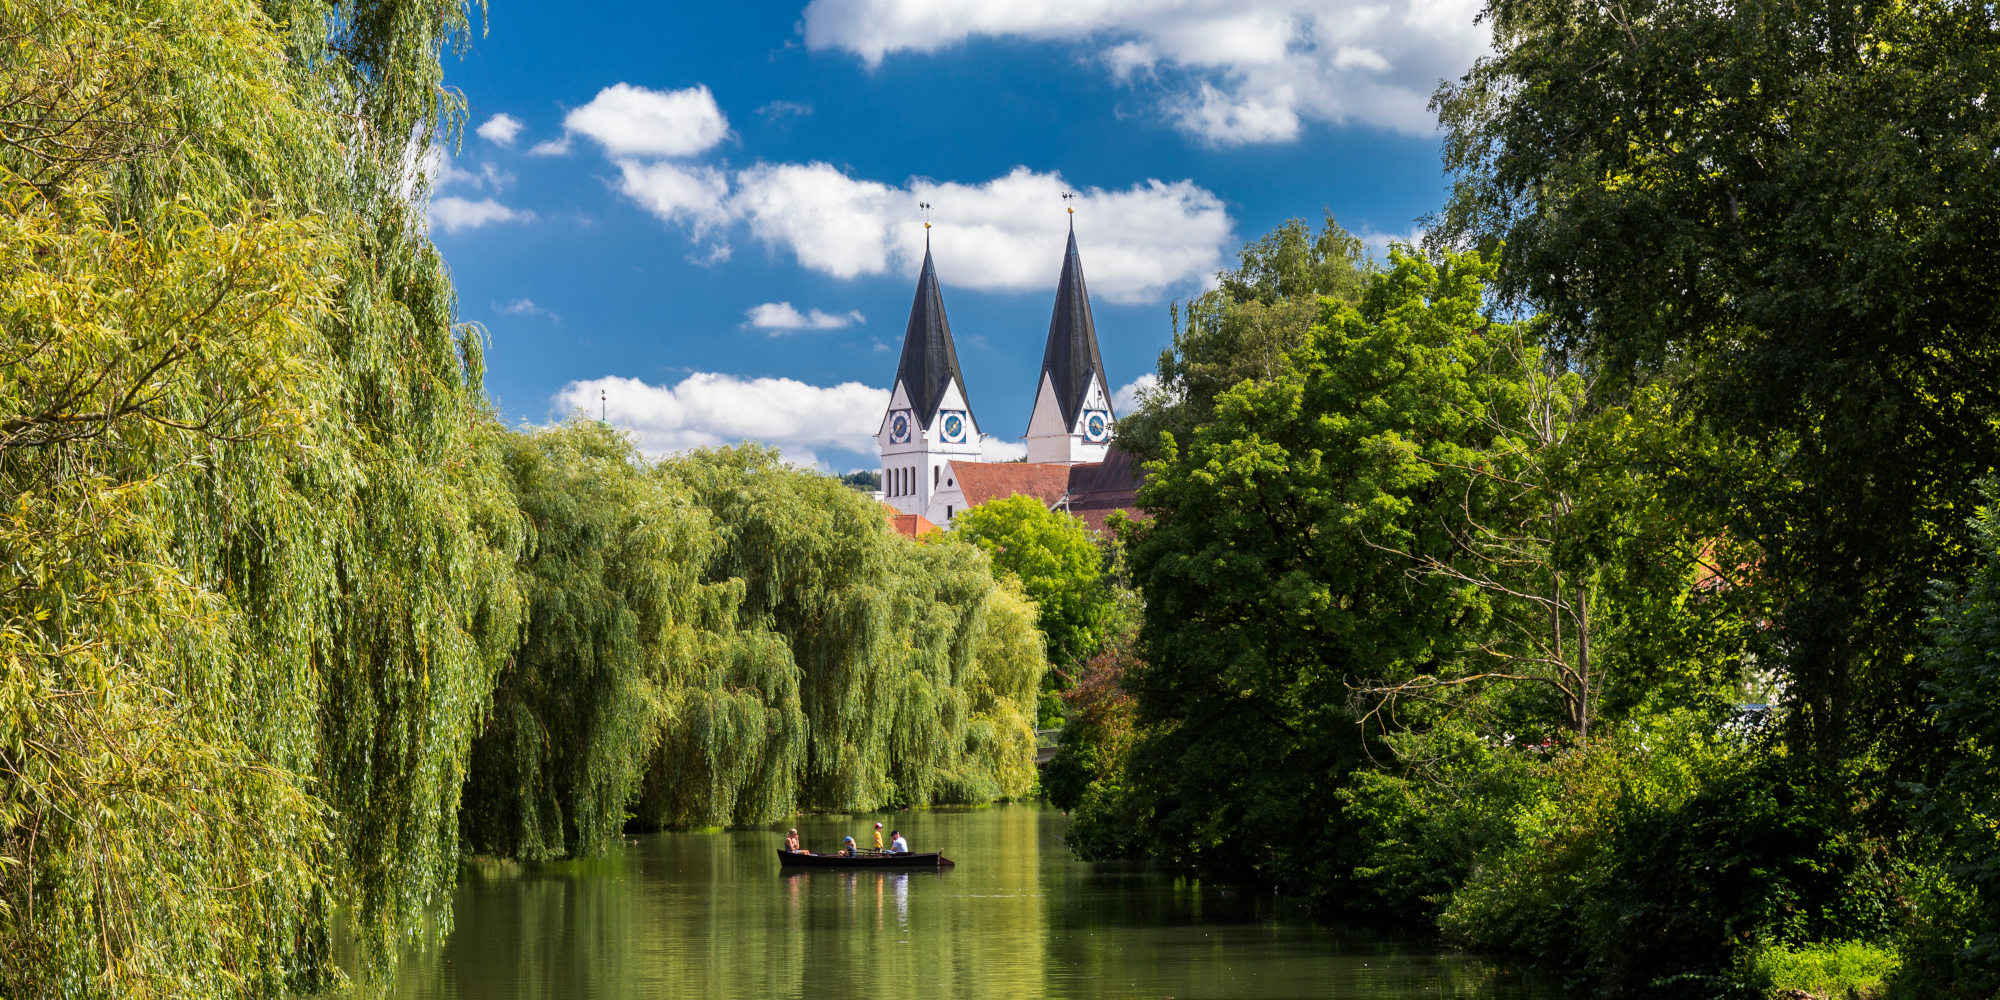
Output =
[
  {"x1": 1062, "y1": 191, "x2": 1075, "y2": 215},
  {"x1": 600, "y1": 388, "x2": 607, "y2": 422},
  {"x1": 919, "y1": 200, "x2": 932, "y2": 230}
]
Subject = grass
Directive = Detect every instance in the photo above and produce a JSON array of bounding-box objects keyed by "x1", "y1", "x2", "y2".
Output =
[{"x1": 1749, "y1": 940, "x2": 1900, "y2": 999}]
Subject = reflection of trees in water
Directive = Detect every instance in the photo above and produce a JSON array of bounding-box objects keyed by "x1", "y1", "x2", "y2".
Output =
[
  {"x1": 388, "y1": 806, "x2": 1550, "y2": 999},
  {"x1": 393, "y1": 805, "x2": 1048, "y2": 999}
]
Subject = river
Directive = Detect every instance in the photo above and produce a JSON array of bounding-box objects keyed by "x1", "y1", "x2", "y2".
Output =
[{"x1": 382, "y1": 804, "x2": 1552, "y2": 999}]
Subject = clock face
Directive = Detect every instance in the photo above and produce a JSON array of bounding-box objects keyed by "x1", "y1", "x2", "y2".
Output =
[
  {"x1": 940, "y1": 411, "x2": 967, "y2": 443},
  {"x1": 889, "y1": 412, "x2": 911, "y2": 444},
  {"x1": 1083, "y1": 410, "x2": 1111, "y2": 443}
]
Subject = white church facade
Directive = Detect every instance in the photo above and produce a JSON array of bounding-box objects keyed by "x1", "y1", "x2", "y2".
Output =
[{"x1": 876, "y1": 219, "x2": 1140, "y2": 533}]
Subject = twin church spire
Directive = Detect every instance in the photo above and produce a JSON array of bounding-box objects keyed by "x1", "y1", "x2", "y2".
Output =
[
  {"x1": 877, "y1": 210, "x2": 1117, "y2": 523},
  {"x1": 890, "y1": 238, "x2": 970, "y2": 432},
  {"x1": 1025, "y1": 214, "x2": 1115, "y2": 464}
]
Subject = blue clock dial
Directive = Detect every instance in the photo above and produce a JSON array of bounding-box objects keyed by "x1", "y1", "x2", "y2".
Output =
[
  {"x1": 942, "y1": 413, "x2": 965, "y2": 442},
  {"x1": 1084, "y1": 411, "x2": 1110, "y2": 442},
  {"x1": 890, "y1": 412, "x2": 911, "y2": 443}
]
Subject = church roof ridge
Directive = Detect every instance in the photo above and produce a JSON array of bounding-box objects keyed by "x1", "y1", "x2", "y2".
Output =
[
  {"x1": 893, "y1": 242, "x2": 970, "y2": 429},
  {"x1": 1036, "y1": 225, "x2": 1107, "y2": 432}
]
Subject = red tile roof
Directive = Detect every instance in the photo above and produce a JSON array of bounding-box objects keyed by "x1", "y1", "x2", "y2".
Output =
[
  {"x1": 881, "y1": 504, "x2": 942, "y2": 539},
  {"x1": 950, "y1": 461, "x2": 1073, "y2": 509}
]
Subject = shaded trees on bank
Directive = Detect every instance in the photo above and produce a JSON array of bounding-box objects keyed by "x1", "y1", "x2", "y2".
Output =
[{"x1": 1433, "y1": 0, "x2": 2000, "y2": 789}]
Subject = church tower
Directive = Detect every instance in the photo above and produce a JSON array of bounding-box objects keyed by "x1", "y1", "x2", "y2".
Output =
[
  {"x1": 878, "y1": 234, "x2": 982, "y2": 519},
  {"x1": 1025, "y1": 213, "x2": 1115, "y2": 464}
]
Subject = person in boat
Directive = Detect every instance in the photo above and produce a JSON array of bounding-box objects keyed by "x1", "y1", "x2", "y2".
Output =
[
  {"x1": 785, "y1": 829, "x2": 804, "y2": 853},
  {"x1": 838, "y1": 836, "x2": 858, "y2": 857},
  {"x1": 873, "y1": 822, "x2": 884, "y2": 852},
  {"x1": 890, "y1": 830, "x2": 909, "y2": 854}
]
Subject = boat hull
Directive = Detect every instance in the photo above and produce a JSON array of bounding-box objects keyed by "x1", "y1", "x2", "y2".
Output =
[{"x1": 777, "y1": 849, "x2": 954, "y2": 869}]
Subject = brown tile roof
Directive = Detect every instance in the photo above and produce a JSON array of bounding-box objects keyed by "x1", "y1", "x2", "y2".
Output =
[
  {"x1": 947, "y1": 448, "x2": 1148, "y2": 535},
  {"x1": 1067, "y1": 449, "x2": 1146, "y2": 534},
  {"x1": 881, "y1": 504, "x2": 942, "y2": 539}
]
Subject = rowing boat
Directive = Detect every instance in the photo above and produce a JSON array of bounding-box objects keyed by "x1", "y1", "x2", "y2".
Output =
[{"x1": 776, "y1": 849, "x2": 954, "y2": 869}]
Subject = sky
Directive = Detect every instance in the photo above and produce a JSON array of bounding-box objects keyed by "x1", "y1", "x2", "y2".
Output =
[{"x1": 427, "y1": 0, "x2": 1490, "y2": 472}]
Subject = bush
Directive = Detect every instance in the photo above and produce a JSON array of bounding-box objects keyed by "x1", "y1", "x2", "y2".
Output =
[
  {"x1": 1436, "y1": 713, "x2": 1908, "y2": 995},
  {"x1": 1339, "y1": 718, "x2": 1540, "y2": 923},
  {"x1": 1748, "y1": 940, "x2": 1898, "y2": 1000},
  {"x1": 1044, "y1": 636, "x2": 1148, "y2": 858}
]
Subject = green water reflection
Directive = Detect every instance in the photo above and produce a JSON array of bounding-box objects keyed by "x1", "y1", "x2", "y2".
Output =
[{"x1": 387, "y1": 804, "x2": 1549, "y2": 999}]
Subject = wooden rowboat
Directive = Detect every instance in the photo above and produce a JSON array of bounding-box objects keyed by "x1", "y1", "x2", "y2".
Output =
[{"x1": 777, "y1": 849, "x2": 954, "y2": 869}]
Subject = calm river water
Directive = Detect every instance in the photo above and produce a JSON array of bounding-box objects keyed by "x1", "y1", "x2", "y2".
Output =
[{"x1": 383, "y1": 804, "x2": 1551, "y2": 1000}]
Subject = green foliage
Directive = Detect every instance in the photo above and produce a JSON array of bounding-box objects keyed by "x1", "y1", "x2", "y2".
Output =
[
  {"x1": 1435, "y1": 0, "x2": 2000, "y2": 787},
  {"x1": 1114, "y1": 242, "x2": 1727, "y2": 890},
  {"x1": 1375, "y1": 716, "x2": 1906, "y2": 996},
  {"x1": 952, "y1": 493, "x2": 1117, "y2": 672},
  {"x1": 0, "y1": 0, "x2": 515, "y2": 989},
  {"x1": 1119, "y1": 215, "x2": 1372, "y2": 461},
  {"x1": 1912, "y1": 483, "x2": 2000, "y2": 988},
  {"x1": 459, "y1": 421, "x2": 717, "y2": 859},
  {"x1": 1114, "y1": 247, "x2": 1537, "y2": 889},
  {"x1": 647, "y1": 448, "x2": 1042, "y2": 817},
  {"x1": 1088, "y1": 217, "x2": 1887, "y2": 995},
  {"x1": 1406, "y1": 3, "x2": 2000, "y2": 991},
  {"x1": 1749, "y1": 940, "x2": 1898, "y2": 1000},
  {"x1": 1043, "y1": 627, "x2": 1146, "y2": 858},
  {"x1": 1338, "y1": 719, "x2": 1539, "y2": 922}
]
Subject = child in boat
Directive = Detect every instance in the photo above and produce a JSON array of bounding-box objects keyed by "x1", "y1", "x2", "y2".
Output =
[
  {"x1": 890, "y1": 830, "x2": 909, "y2": 853},
  {"x1": 873, "y1": 822, "x2": 884, "y2": 852},
  {"x1": 785, "y1": 829, "x2": 804, "y2": 853},
  {"x1": 839, "y1": 836, "x2": 857, "y2": 857}
]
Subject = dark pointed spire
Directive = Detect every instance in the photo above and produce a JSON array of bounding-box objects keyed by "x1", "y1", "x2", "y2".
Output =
[
  {"x1": 893, "y1": 243, "x2": 969, "y2": 428},
  {"x1": 1037, "y1": 224, "x2": 1107, "y2": 431}
]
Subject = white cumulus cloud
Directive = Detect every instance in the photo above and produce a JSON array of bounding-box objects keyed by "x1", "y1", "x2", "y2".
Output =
[
  {"x1": 417, "y1": 147, "x2": 527, "y2": 234},
  {"x1": 498, "y1": 298, "x2": 557, "y2": 320},
  {"x1": 419, "y1": 148, "x2": 511, "y2": 192},
  {"x1": 477, "y1": 113, "x2": 525, "y2": 146},
  {"x1": 429, "y1": 196, "x2": 526, "y2": 233},
  {"x1": 556, "y1": 373, "x2": 889, "y2": 469},
  {"x1": 980, "y1": 436, "x2": 1029, "y2": 462},
  {"x1": 799, "y1": 0, "x2": 1488, "y2": 141},
  {"x1": 745, "y1": 302, "x2": 866, "y2": 332},
  {"x1": 1358, "y1": 225, "x2": 1427, "y2": 263},
  {"x1": 564, "y1": 83, "x2": 731, "y2": 158},
  {"x1": 540, "y1": 84, "x2": 1233, "y2": 300},
  {"x1": 615, "y1": 160, "x2": 733, "y2": 235},
  {"x1": 731, "y1": 164, "x2": 1231, "y2": 303},
  {"x1": 1112, "y1": 373, "x2": 1157, "y2": 414}
]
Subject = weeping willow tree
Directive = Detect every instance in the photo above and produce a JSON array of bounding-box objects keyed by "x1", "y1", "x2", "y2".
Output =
[
  {"x1": 884, "y1": 543, "x2": 1043, "y2": 806},
  {"x1": 2, "y1": 0, "x2": 526, "y2": 993},
  {"x1": 474, "y1": 442, "x2": 1043, "y2": 840},
  {"x1": 459, "y1": 420, "x2": 726, "y2": 858},
  {"x1": 639, "y1": 447, "x2": 1042, "y2": 823}
]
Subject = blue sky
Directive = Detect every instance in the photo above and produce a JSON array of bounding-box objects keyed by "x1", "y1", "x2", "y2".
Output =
[{"x1": 427, "y1": 0, "x2": 1487, "y2": 471}]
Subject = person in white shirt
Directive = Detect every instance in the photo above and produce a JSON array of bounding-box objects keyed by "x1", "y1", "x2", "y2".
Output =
[{"x1": 889, "y1": 830, "x2": 909, "y2": 853}]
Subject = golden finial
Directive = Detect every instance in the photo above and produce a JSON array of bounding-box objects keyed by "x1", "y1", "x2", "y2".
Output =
[
  {"x1": 920, "y1": 201, "x2": 932, "y2": 229},
  {"x1": 1062, "y1": 191, "x2": 1075, "y2": 214}
]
